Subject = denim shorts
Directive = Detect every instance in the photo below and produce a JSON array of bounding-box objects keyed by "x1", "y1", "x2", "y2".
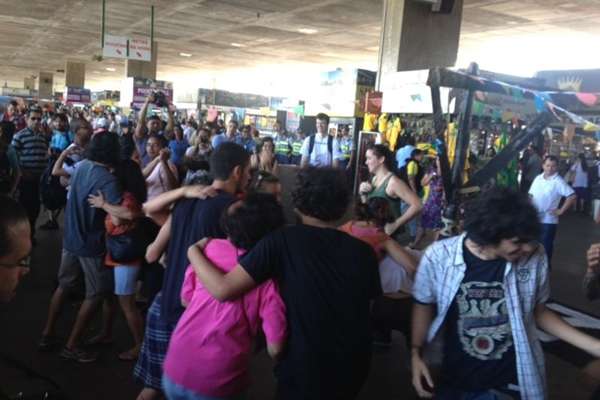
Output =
[
  {"x1": 162, "y1": 375, "x2": 246, "y2": 400},
  {"x1": 114, "y1": 265, "x2": 140, "y2": 296}
]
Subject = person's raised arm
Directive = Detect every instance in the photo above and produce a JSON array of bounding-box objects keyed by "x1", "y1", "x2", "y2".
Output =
[
  {"x1": 187, "y1": 240, "x2": 256, "y2": 302},
  {"x1": 386, "y1": 177, "x2": 422, "y2": 235},
  {"x1": 146, "y1": 215, "x2": 171, "y2": 263},
  {"x1": 142, "y1": 155, "x2": 161, "y2": 178},
  {"x1": 134, "y1": 95, "x2": 153, "y2": 139},
  {"x1": 51, "y1": 148, "x2": 73, "y2": 177},
  {"x1": 159, "y1": 150, "x2": 178, "y2": 191},
  {"x1": 165, "y1": 104, "x2": 175, "y2": 134}
]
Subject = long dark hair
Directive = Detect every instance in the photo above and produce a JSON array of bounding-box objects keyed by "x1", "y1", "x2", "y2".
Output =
[
  {"x1": 367, "y1": 144, "x2": 396, "y2": 172},
  {"x1": 354, "y1": 197, "x2": 394, "y2": 228},
  {"x1": 113, "y1": 159, "x2": 148, "y2": 205}
]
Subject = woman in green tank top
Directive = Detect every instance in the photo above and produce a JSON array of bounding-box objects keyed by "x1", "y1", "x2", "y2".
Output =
[{"x1": 359, "y1": 144, "x2": 422, "y2": 236}]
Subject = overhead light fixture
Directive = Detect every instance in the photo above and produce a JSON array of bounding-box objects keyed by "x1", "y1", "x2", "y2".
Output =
[
  {"x1": 230, "y1": 43, "x2": 245, "y2": 47},
  {"x1": 298, "y1": 28, "x2": 318, "y2": 34},
  {"x1": 179, "y1": 52, "x2": 192, "y2": 57},
  {"x1": 105, "y1": 67, "x2": 116, "y2": 72}
]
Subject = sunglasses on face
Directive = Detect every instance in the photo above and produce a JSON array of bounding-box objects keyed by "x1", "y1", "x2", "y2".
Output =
[{"x1": 30, "y1": 117, "x2": 41, "y2": 121}]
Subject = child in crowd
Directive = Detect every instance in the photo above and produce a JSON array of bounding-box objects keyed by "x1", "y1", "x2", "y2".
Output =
[
  {"x1": 339, "y1": 197, "x2": 418, "y2": 289},
  {"x1": 163, "y1": 193, "x2": 287, "y2": 400}
]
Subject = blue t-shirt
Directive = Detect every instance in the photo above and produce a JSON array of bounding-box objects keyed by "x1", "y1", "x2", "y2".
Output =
[
  {"x1": 169, "y1": 138, "x2": 189, "y2": 166},
  {"x1": 63, "y1": 159, "x2": 122, "y2": 257},
  {"x1": 160, "y1": 191, "x2": 235, "y2": 323},
  {"x1": 441, "y1": 242, "x2": 517, "y2": 391},
  {"x1": 50, "y1": 130, "x2": 72, "y2": 152},
  {"x1": 396, "y1": 145, "x2": 415, "y2": 169},
  {"x1": 211, "y1": 133, "x2": 240, "y2": 150},
  {"x1": 235, "y1": 136, "x2": 256, "y2": 153},
  {"x1": 135, "y1": 136, "x2": 150, "y2": 167}
]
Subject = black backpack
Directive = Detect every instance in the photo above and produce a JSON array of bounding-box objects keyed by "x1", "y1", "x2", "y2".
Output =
[
  {"x1": 308, "y1": 134, "x2": 333, "y2": 158},
  {"x1": 40, "y1": 157, "x2": 67, "y2": 211}
]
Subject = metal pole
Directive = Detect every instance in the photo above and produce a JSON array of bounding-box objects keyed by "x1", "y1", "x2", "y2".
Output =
[
  {"x1": 451, "y1": 62, "x2": 479, "y2": 190},
  {"x1": 151, "y1": 5, "x2": 155, "y2": 44},
  {"x1": 375, "y1": 0, "x2": 388, "y2": 91},
  {"x1": 101, "y1": 0, "x2": 106, "y2": 48}
]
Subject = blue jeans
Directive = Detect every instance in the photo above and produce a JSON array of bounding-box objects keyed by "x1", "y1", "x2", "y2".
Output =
[
  {"x1": 162, "y1": 375, "x2": 246, "y2": 400},
  {"x1": 540, "y1": 223, "x2": 557, "y2": 267}
]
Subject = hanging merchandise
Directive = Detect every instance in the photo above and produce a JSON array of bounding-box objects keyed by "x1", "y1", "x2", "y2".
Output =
[
  {"x1": 378, "y1": 113, "x2": 389, "y2": 133},
  {"x1": 445, "y1": 122, "x2": 457, "y2": 167},
  {"x1": 387, "y1": 117, "x2": 401, "y2": 151},
  {"x1": 495, "y1": 128, "x2": 519, "y2": 188},
  {"x1": 363, "y1": 112, "x2": 378, "y2": 131}
]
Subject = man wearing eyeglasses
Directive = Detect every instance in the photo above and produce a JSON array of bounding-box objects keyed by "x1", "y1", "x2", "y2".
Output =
[
  {"x1": 0, "y1": 196, "x2": 31, "y2": 303},
  {"x1": 11, "y1": 107, "x2": 49, "y2": 243}
]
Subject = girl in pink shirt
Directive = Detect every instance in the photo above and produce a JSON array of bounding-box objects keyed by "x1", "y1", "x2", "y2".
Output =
[{"x1": 163, "y1": 193, "x2": 287, "y2": 400}]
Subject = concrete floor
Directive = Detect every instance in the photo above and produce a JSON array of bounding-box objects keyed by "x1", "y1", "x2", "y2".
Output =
[{"x1": 1, "y1": 208, "x2": 600, "y2": 399}]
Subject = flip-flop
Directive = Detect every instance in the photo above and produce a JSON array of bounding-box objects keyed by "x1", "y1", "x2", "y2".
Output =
[{"x1": 118, "y1": 350, "x2": 139, "y2": 361}]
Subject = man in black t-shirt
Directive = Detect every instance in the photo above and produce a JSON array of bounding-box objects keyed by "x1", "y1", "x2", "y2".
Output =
[
  {"x1": 134, "y1": 142, "x2": 251, "y2": 400},
  {"x1": 188, "y1": 167, "x2": 382, "y2": 400}
]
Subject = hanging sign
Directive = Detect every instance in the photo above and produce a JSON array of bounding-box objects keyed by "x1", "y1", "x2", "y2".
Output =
[
  {"x1": 102, "y1": 35, "x2": 128, "y2": 59},
  {"x1": 129, "y1": 36, "x2": 152, "y2": 61}
]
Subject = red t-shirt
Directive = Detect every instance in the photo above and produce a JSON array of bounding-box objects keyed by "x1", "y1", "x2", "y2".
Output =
[{"x1": 339, "y1": 221, "x2": 388, "y2": 260}]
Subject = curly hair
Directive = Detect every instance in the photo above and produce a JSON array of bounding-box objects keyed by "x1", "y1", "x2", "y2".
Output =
[
  {"x1": 354, "y1": 197, "x2": 394, "y2": 228},
  {"x1": 221, "y1": 193, "x2": 285, "y2": 250},
  {"x1": 292, "y1": 167, "x2": 350, "y2": 222},
  {"x1": 464, "y1": 187, "x2": 540, "y2": 246}
]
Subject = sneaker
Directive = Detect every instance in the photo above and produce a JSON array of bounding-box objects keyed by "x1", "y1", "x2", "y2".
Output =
[
  {"x1": 40, "y1": 220, "x2": 59, "y2": 230},
  {"x1": 38, "y1": 335, "x2": 60, "y2": 352},
  {"x1": 59, "y1": 347, "x2": 98, "y2": 363}
]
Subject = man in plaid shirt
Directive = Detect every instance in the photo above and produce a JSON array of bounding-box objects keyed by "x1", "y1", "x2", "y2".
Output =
[{"x1": 411, "y1": 188, "x2": 600, "y2": 400}]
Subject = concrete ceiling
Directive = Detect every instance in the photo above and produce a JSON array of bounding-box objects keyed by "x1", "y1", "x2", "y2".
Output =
[{"x1": 1, "y1": 0, "x2": 600, "y2": 91}]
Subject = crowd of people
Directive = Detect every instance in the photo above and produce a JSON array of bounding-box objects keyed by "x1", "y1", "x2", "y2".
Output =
[{"x1": 2, "y1": 94, "x2": 600, "y2": 400}]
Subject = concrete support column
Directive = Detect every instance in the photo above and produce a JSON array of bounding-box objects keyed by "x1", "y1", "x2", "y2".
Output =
[
  {"x1": 38, "y1": 72, "x2": 53, "y2": 99},
  {"x1": 379, "y1": 0, "x2": 463, "y2": 73},
  {"x1": 65, "y1": 61, "x2": 86, "y2": 87},
  {"x1": 126, "y1": 41, "x2": 158, "y2": 79},
  {"x1": 24, "y1": 77, "x2": 35, "y2": 90}
]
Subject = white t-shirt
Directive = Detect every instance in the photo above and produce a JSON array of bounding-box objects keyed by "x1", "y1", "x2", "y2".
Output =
[
  {"x1": 571, "y1": 162, "x2": 588, "y2": 188},
  {"x1": 300, "y1": 134, "x2": 342, "y2": 167},
  {"x1": 529, "y1": 173, "x2": 575, "y2": 224}
]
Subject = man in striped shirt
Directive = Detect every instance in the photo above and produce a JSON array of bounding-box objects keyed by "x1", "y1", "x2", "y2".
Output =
[{"x1": 11, "y1": 107, "x2": 48, "y2": 242}]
